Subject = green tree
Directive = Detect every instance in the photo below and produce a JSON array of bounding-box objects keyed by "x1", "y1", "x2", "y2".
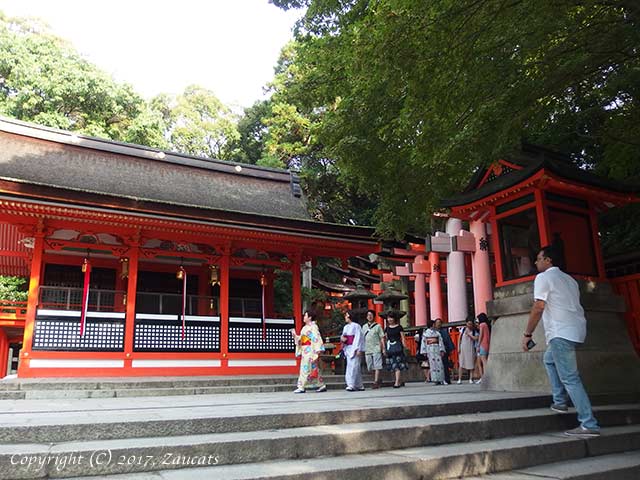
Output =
[
  {"x1": 261, "y1": 42, "x2": 377, "y2": 225},
  {"x1": 0, "y1": 276, "x2": 27, "y2": 302},
  {"x1": 229, "y1": 99, "x2": 273, "y2": 164},
  {"x1": 272, "y1": 1, "x2": 640, "y2": 237},
  {"x1": 0, "y1": 12, "x2": 167, "y2": 148},
  {"x1": 164, "y1": 85, "x2": 240, "y2": 160}
]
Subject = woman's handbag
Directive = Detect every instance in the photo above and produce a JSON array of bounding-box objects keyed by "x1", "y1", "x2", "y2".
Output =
[{"x1": 387, "y1": 340, "x2": 403, "y2": 355}]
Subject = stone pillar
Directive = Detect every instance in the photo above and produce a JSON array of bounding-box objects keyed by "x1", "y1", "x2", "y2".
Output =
[
  {"x1": 301, "y1": 261, "x2": 312, "y2": 310},
  {"x1": 470, "y1": 220, "x2": 493, "y2": 316},
  {"x1": 400, "y1": 277, "x2": 410, "y2": 328},
  {"x1": 483, "y1": 280, "x2": 640, "y2": 393},
  {"x1": 446, "y1": 218, "x2": 468, "y2": 323},
  {"x1": 429, "y1": 251, "x2": 443, "y2": 320}
]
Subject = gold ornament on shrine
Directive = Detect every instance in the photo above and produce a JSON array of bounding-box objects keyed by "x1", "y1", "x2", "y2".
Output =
[
  {"x1": 120, "y1": 257, "x2": 129, "y2": 279},
  {"x1": 209, "y1": 265, "x2": 220, "y2": 286}
]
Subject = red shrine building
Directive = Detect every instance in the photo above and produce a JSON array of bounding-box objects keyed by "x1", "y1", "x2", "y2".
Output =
[{"x1": 0, "y1": 117, "x2": 376, "y2": 378}]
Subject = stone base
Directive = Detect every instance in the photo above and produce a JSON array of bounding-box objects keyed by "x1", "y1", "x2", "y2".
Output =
[{"x1": 484, "y1": 280, "x2": 640, "y2": 394}]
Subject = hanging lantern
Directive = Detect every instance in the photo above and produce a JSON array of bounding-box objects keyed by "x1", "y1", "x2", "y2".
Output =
[
  {"x1": 209, "y1": 265, "x2": 220, "y2": 286},
  {"x1": 79, "y1": 257, "x2": 91, "y2": 337},
  {"x1": 176, "y1": 265, "x2": 185, "y2": 280},
  {"x1": 120, "y1": 257, "x2": 129, "y2": 279}
]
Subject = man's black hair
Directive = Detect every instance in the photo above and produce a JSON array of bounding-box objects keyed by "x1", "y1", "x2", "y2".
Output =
[{"x1": 540, "y1": 245, "x2": 562, "y2": 266}]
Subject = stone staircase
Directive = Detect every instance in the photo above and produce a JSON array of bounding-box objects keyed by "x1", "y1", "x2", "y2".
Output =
[
  {"x1": 0, "y1": 382, "x2": 638, "y2": 479},
  {"x1": 0, "y1": 375, "x2": 357, "y2": 400}
]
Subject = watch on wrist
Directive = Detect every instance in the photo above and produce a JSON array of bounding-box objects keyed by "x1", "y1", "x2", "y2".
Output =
[{"x1": 523, "y1": 333, "x2": 533, "y2": 337}]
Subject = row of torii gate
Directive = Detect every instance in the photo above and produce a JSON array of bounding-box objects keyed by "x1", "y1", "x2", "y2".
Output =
[{"x1": 388, "y1": 218, "x2": 493, "y2": 325}]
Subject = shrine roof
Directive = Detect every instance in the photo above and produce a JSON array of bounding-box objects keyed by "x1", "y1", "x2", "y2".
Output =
[
  {"x1": 0, "y1": 117, "x2": 375, "y2": 244},
  {"x1": 0, "y1": 117, "x2": 313, "y2": 220},
  {"x1": 441, "y1": 144, "x2": 639, "y2": 208}
]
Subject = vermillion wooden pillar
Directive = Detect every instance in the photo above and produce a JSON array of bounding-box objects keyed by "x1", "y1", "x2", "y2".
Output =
[
  {"x1": 219, "y1": 247, "x2": 231, "y2": 364},
  {"x1": 588, "y1": 203, "x2": 606, "y2": 280},
  {"x1": 414, "y1": 273, "x2": 427, "y2": 326},
  {"x1": 123, "y1": 243, "x2": 139, "y2": 366},
  {"x1": 292, "y1": 255, "x2": 303, "y2": 332},
  {"x1": 0, "y1": 329, "x2": 8, "y2": 377},
  {"x1": 446, "y1": 218, "x2": 468, "y2": 323},
  {"x1": 18, "y1": 230, "x2": 44, "y2": 376},
  {"x1": 534, "y1": 188, "x2": 551, "y2": 247},
  {"x1": 428, "y1": 251, "x2": 443, "y2": 320},
  {"x1": 371, "y1": 284, "x2": 384, "y2": 328},
  {"x1": 470, "y1": 220, "x2": 493, "y2": 316},
  {"x1": 413, "y1": 255, "x2": 428, "y2": 327}
]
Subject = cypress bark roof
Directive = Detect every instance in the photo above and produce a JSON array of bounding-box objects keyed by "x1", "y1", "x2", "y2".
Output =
[
  {"x1": 0, "y1": 117, "x2": 377, "y2": 245},
  {"x1": 0, "y1": 117, "x2": 311, "y2": 221}
]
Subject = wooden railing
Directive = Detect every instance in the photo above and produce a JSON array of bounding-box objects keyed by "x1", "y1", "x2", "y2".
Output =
[{"x1": 0, "y1": 300, "x2": 27, "y2": 321}]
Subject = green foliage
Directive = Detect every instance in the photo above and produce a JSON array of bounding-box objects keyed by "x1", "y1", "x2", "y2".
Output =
[
  {"x1": 273, "y1": 270, "x2": 293, "y2": 315},
  {"x1": 0, "y1": 276, "x2": 28, "y2": 302},
  {"x1": 260, "y1": 42, "x2": 378, "y2": 226},
  {"x1": 229, "y1": 100, "x2": 273, "y2": 164},
  {"x1": 163, "y1": 85, "x2": 241, "y2": 160},
  {"x1": 600, "y1": 203, "x2": 640, "y2": 257},
  {"x1": 271, "y1": 1, "x2": 640, "y2": 238},
  {"x1": 0, "y1": 13, "x2": 162, "y2": 146},
  {"x1": 301, "y1": 286, "x2": 327, "y2": 306}
]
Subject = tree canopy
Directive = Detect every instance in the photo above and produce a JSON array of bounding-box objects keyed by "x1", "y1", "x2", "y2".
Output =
[
  {"x1": 272, "y1": 0, "x2": 640, "y2": 237},
  {"x1": 0, "y1": 13, "x2": 166, "y2": 148},
  {"x1": 2, "y1": 5, "x2": 639, "y2": 250}
]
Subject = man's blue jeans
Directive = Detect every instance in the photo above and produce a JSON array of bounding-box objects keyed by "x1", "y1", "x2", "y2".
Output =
[{"x1": 543, "y1": 337, "x2": 599, "y2": 430}]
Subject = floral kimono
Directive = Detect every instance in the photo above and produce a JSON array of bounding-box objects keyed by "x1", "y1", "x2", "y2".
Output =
[
  {"x1": 295, "y1": 321, "x2": 326, "y2": 390},
  {"x1": 420, "y1": 327, "x2": 445, "y2": 383}
]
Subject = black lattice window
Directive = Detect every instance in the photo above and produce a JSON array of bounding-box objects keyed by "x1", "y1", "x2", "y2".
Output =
[
  {"x1": 32, "y1": 314, "x2": 125, "y2": 351},
  {"x1": 133, "y1": 317, "x2": 220, "y2": 352},
  {"x1": 228, "y1": 321, "x2": 295, "y2": 352}
]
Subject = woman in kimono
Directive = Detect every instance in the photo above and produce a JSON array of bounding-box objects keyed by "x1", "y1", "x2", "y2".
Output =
[
  {"x1": 292, "y1": 310, "x2": 327, "y2": 393},
  {"x1": 420, "y1": 319, "x2": 447, "y2": 385},
  {"x1": 341, "y1": 310, "x2": 365, "y2": 391},
  {"x1": 457, "y1": 319, "x2": 479, "y2": 384}
]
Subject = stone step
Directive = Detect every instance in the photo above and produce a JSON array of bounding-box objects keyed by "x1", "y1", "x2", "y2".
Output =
[
  {"x1": 0, "y1": 375, "x2": 395, "y2": 399},
  {"x1": 0, "y1": 390, "x2": 553, "y2": 443},
  {"x1": 2, "y1": 405, "x2": 638, "y2": 479},
  {"x1": 0, "y1": 375, "x2": 328, "y2": 391},
  {"x1": 0, "y1": 381, "x2": 379, "y2": 400},
  {"x1": 466, "y1": 450, "x2": 640, "y2": 479},
  {"x1": 66, "y1": 425, "x2": 640, "y2": 480}
]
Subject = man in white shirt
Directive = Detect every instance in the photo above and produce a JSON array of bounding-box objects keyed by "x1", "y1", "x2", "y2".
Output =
[{"x1": 522, "y1": 245, "x2": 600, "y2": 437}]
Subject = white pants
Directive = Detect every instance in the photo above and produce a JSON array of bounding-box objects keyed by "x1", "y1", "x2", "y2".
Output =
[{"x1": 345, "y1": 353, "x2": 363, "y2": 389}]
